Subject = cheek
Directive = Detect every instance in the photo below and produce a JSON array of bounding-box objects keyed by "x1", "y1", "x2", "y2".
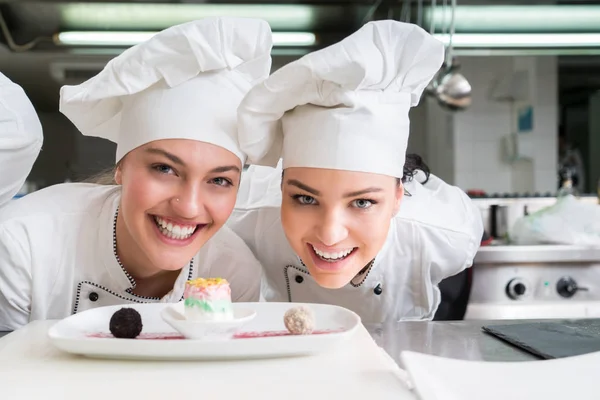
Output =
[
  {"x1": 204, "y1": 189, "x2": 238, "y2": 223},
  {"x1": 351, "y1": 207, "x2": 394, "y2": 248},
  {"x1": 122, "y1": 173, "x2": 164, "y2": 210},
  {"x1": 281, "y1": 203, "x2": 304, "y2": 229},
  {"x1": 280, "y1": 203, "x2": 312, "y2": 247},
  {"x1": 120, "y1": 171, "x2": 176, "y2": 224}
]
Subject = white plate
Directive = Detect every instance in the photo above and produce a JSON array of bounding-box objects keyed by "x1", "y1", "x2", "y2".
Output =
[{"x1": 48, "y1": 302, "x2": 360, "y2": 361}]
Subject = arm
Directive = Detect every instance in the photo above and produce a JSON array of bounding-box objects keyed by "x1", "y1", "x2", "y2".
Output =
[
  {"x1": 427, "y1": 190, "x2": 483, "y2": 285},
  {"x1": 0, "y1": 73, "x2": 43, "y2": 206},
  {"x1": 0, "y1": 225, "x2": 32, "y2": 331},
  {"x1": 403, "y1": 174, "x2": 483, "y2": 282}
]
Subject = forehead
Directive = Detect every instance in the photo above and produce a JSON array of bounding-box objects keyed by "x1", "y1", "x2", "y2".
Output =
[
  {"x1": 134, "y1": 139, "x2": 241, "y2": 170},
  {"x1": 283, "y1": 167, "x2": 395, "y2": 193}
]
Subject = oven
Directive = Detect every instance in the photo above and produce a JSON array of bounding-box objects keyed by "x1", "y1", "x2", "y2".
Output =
[{"x1": 465, "y1": 245, "x2": 600, "y2": 320}]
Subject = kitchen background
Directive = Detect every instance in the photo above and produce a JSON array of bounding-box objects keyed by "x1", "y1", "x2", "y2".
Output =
[
  {"x1": 1, "y1": 0, "x2": 596, "y2": 197},
  {"x1": 4, "y1": 0, "x2": 600, "y2": 321}
]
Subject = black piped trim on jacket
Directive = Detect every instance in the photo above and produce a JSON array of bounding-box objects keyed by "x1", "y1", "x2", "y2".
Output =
[
  {"x1": 349, "y1": 259, "x2": 375, "y2": 288},
  {"x1": 112, "y1": 207, "x2": 137, "y2": 289},
  {"x1": 284, "y1": 264, "x2": 309, "y2": 302},
  {"x1": 72, "y1": 280, "x2": 150, "y2": 314}
]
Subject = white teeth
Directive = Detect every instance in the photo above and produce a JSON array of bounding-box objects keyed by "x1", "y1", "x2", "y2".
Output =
[
  {"x1": 153, "y1": 216, "x2": 197, "y2": 240},
  {"x1": 311, "y1": 245, "x2": 354, "y2": 260}
]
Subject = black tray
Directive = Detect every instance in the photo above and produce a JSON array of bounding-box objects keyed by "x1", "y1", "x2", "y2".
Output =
[{"x1": 482, "y1": 319, "x2": 600, "y2": 359}]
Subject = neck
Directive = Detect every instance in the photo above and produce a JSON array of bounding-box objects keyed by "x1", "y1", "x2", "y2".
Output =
[{"x1": 114, "y1": 207, "x2": 181, "y2": 297}]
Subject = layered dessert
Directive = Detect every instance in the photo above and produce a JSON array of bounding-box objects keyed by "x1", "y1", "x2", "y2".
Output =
[{"x1": 183, "y1": 277, "x2": 234, "y2": 321}]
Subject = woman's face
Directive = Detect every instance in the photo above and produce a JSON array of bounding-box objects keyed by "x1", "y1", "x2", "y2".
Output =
[
  {"x1": 115, "y1": 139, "x2": 241, "y2": 275},
  {"x1": 281, "y1": 167, "x2": 403, "y2": 289}
]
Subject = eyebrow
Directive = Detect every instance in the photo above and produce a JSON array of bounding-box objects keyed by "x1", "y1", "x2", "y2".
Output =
[
  {"x1": 287, "y1": 179, "x2": 321, "y2": 196},
  {"x1": 209, "y1": 165, "x2": 241, "y2": 174},
  {"x1": 287, "y1": 179, "x2": 383, "y2": 198},
  {"x1": 145, "y1": 148, "x2": 240, "y2": 173},
  {"x1": 343, "y1": 187, "x2": 384, "y2": 198},
  {"x1": 145, "y1": 148, "x2": 185, "y2": 166}
]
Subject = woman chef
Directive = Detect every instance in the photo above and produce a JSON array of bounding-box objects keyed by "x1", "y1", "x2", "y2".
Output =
[
  {"x1": 229, "y1": 20, "x2": 484, "y2": 323},
  {"x1": 0, "y1": 73, "x2": 43, "y2": 206},
  {"x1": 0, "y1": 17, "x2": 271, "y2": 331}
]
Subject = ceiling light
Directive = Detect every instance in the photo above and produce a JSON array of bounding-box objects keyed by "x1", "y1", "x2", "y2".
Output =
[
  {"x1": 55, "y1": 31, "x2": 316, "y2": 47},
  {"x1": 433, "y1": 33, "x2": 600, "y2": 48},
  {"x1": 60, "y1": 3, "x2": 315, "y2": 31},
  {"x1": 425, "y1": 5, "x2": 600, "y2": 33}
]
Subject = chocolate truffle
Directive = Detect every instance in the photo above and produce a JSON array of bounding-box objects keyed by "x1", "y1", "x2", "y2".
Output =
[{"x1": 109, "y1": 307, "x2": 143, "y2": 339}]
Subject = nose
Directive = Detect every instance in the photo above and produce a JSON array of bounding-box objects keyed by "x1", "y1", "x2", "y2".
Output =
[
  {"x1": 315, "y1": 208, "x2": 348, "y2": 246},
  {"x1": 170, "y1": 183, "x2": 205, "y2": 219}
]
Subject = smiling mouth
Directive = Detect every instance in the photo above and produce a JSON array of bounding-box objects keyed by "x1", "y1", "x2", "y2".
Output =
[
  {"x1": 310, "y1": 244, "x2": 357, "y2": 263},
  {"x1": 152, "y1": 215, "x2": 203, "y2": 241}
]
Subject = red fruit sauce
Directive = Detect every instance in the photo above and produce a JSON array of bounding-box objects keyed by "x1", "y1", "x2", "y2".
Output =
[{"x1": 87, "y1": 329, "x2": 343, "y2": 340}]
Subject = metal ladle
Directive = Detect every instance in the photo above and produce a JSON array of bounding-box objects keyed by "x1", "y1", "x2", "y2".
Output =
[{"x1": 428, "y1": 0, "x2": 472, "y2": 111}]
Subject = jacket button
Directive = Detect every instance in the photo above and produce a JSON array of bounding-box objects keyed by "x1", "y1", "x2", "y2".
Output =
[
  {"x1": 295, "y1": 275, "x2": 304, "y2": 284},
  {"x1": 374, "y1": 284, "x2": 383, "y2": 295},
  {"x1": 89, "y1": 292, "x2": 99, "y2": 302}
]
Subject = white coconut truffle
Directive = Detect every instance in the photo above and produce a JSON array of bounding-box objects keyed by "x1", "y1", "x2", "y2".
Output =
[{"x1": 284, "y1": 306, "x2": 315, "y2": 335}]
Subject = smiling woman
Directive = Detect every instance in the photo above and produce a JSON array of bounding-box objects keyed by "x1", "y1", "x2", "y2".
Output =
[
  {"x1": 0, "y1": 17, "x2": 272, "y2": 331},
  {"x1": 228, "y1": 20, "x2": 483, "y2": 324}
]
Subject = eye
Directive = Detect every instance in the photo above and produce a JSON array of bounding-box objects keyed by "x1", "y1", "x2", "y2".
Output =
[
  {"x1": 210, "y1": 177, "x2": 233, "y2": 187},
  {"x1": 293, "y1": 194, "x2": 317, "y2": 205},
  {"x1": 352, "y1": 199, "x2": 374, "y2": 209},
  {"x1": 152, "y1": 164, "x2": 174, "y2": 175}
]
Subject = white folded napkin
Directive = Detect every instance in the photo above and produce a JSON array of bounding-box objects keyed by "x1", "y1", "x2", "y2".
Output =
[{"x1": 401, "y1": 350, "x2": 600, "y2": 400}]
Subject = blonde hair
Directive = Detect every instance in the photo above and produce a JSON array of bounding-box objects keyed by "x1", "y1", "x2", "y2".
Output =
[{"x1": 82, "y1": 167, "x2": 117, "y2": 185}]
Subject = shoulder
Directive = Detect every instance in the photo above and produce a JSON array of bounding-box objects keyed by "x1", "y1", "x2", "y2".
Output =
[
  {"x1": 200, "y1": 226, "x2": 260, "y2": 265},
  {"x1": 0, "y1": 73, "x2": 43, "y2": 144},
  {"x1": 395, "y1": 173, "x2": 481, "y2": 237},
  {"x1": 0, "y1": 183, "x2": 120, "y2": 225},
  {"x1": 235, "y1": 163, "x2": 283, "y2": 210}
]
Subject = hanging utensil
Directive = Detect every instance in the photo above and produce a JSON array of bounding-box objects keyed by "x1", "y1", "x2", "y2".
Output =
[
  {"x1": 433, "y1": 0, "x2": 472, "y2": 111},
  {"x1": 425, "y1": 0, "x2": 440, "y2": 96}
]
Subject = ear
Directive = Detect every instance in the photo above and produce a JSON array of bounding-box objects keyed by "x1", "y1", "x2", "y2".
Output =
[
  {"x1": 392, "y1": 182, "x2": 404, "y2": 217},
  {"x1": 114, "y1": 164, "x2": 123, "y2": 185}
]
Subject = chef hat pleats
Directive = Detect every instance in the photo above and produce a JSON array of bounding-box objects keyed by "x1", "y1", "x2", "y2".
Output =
[
  {"x1": 60, "y1": 17, "x2": 273, "y2": 164},
  {"x1": 237, "y1": 20, "x2": 444, "y2": 178}
]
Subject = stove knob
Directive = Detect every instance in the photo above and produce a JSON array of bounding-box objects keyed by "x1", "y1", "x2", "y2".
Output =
[
  {"x1": 506, "y1": 278, "x2": 527, "y2": 300},
  {"x1": 556, "y1": 276, "x2": 588, "y2": 298}
]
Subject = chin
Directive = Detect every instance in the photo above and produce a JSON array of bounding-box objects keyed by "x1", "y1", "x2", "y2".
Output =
[
  {"x1": 148, "y1": 247, "x2": 195, "y2": 271},
  {"x1": 309, "y1": 269, "x2": 355, "y2": 289},
  {"x1": 314, "y1": 278, "x2": 348, "y2": 289}
]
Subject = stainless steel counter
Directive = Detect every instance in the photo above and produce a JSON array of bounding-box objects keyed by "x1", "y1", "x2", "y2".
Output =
[
  {"x1": 365, "y1": 320, "x2": 541, "y2": 367},
  {"x1": 1, "y1": 319, "x2": 543, "y2": 365}
]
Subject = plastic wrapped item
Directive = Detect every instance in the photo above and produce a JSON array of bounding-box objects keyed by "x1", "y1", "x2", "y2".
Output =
[{"x1": 510, "y1": 195, "x2": 600, "y2": 246}]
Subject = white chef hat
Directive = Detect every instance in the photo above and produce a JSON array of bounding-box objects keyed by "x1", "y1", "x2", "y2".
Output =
[
  {"x1": 237, "y1": 20, "x2": 444, "y2": 178},
  {"x1": 60, "y1": 17, "x2": 273, "y2": 165}
]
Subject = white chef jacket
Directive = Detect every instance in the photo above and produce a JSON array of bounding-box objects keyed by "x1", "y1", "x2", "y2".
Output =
[
  {"x1": 0, "y1": 72, "x2": 42, "y2": 206},
  {"x1": 0, "y1": 183, "x2": 262, "y2": 331},
  {"x1": 228, "y1": 163, "x2": 483, "y2": 324}
]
